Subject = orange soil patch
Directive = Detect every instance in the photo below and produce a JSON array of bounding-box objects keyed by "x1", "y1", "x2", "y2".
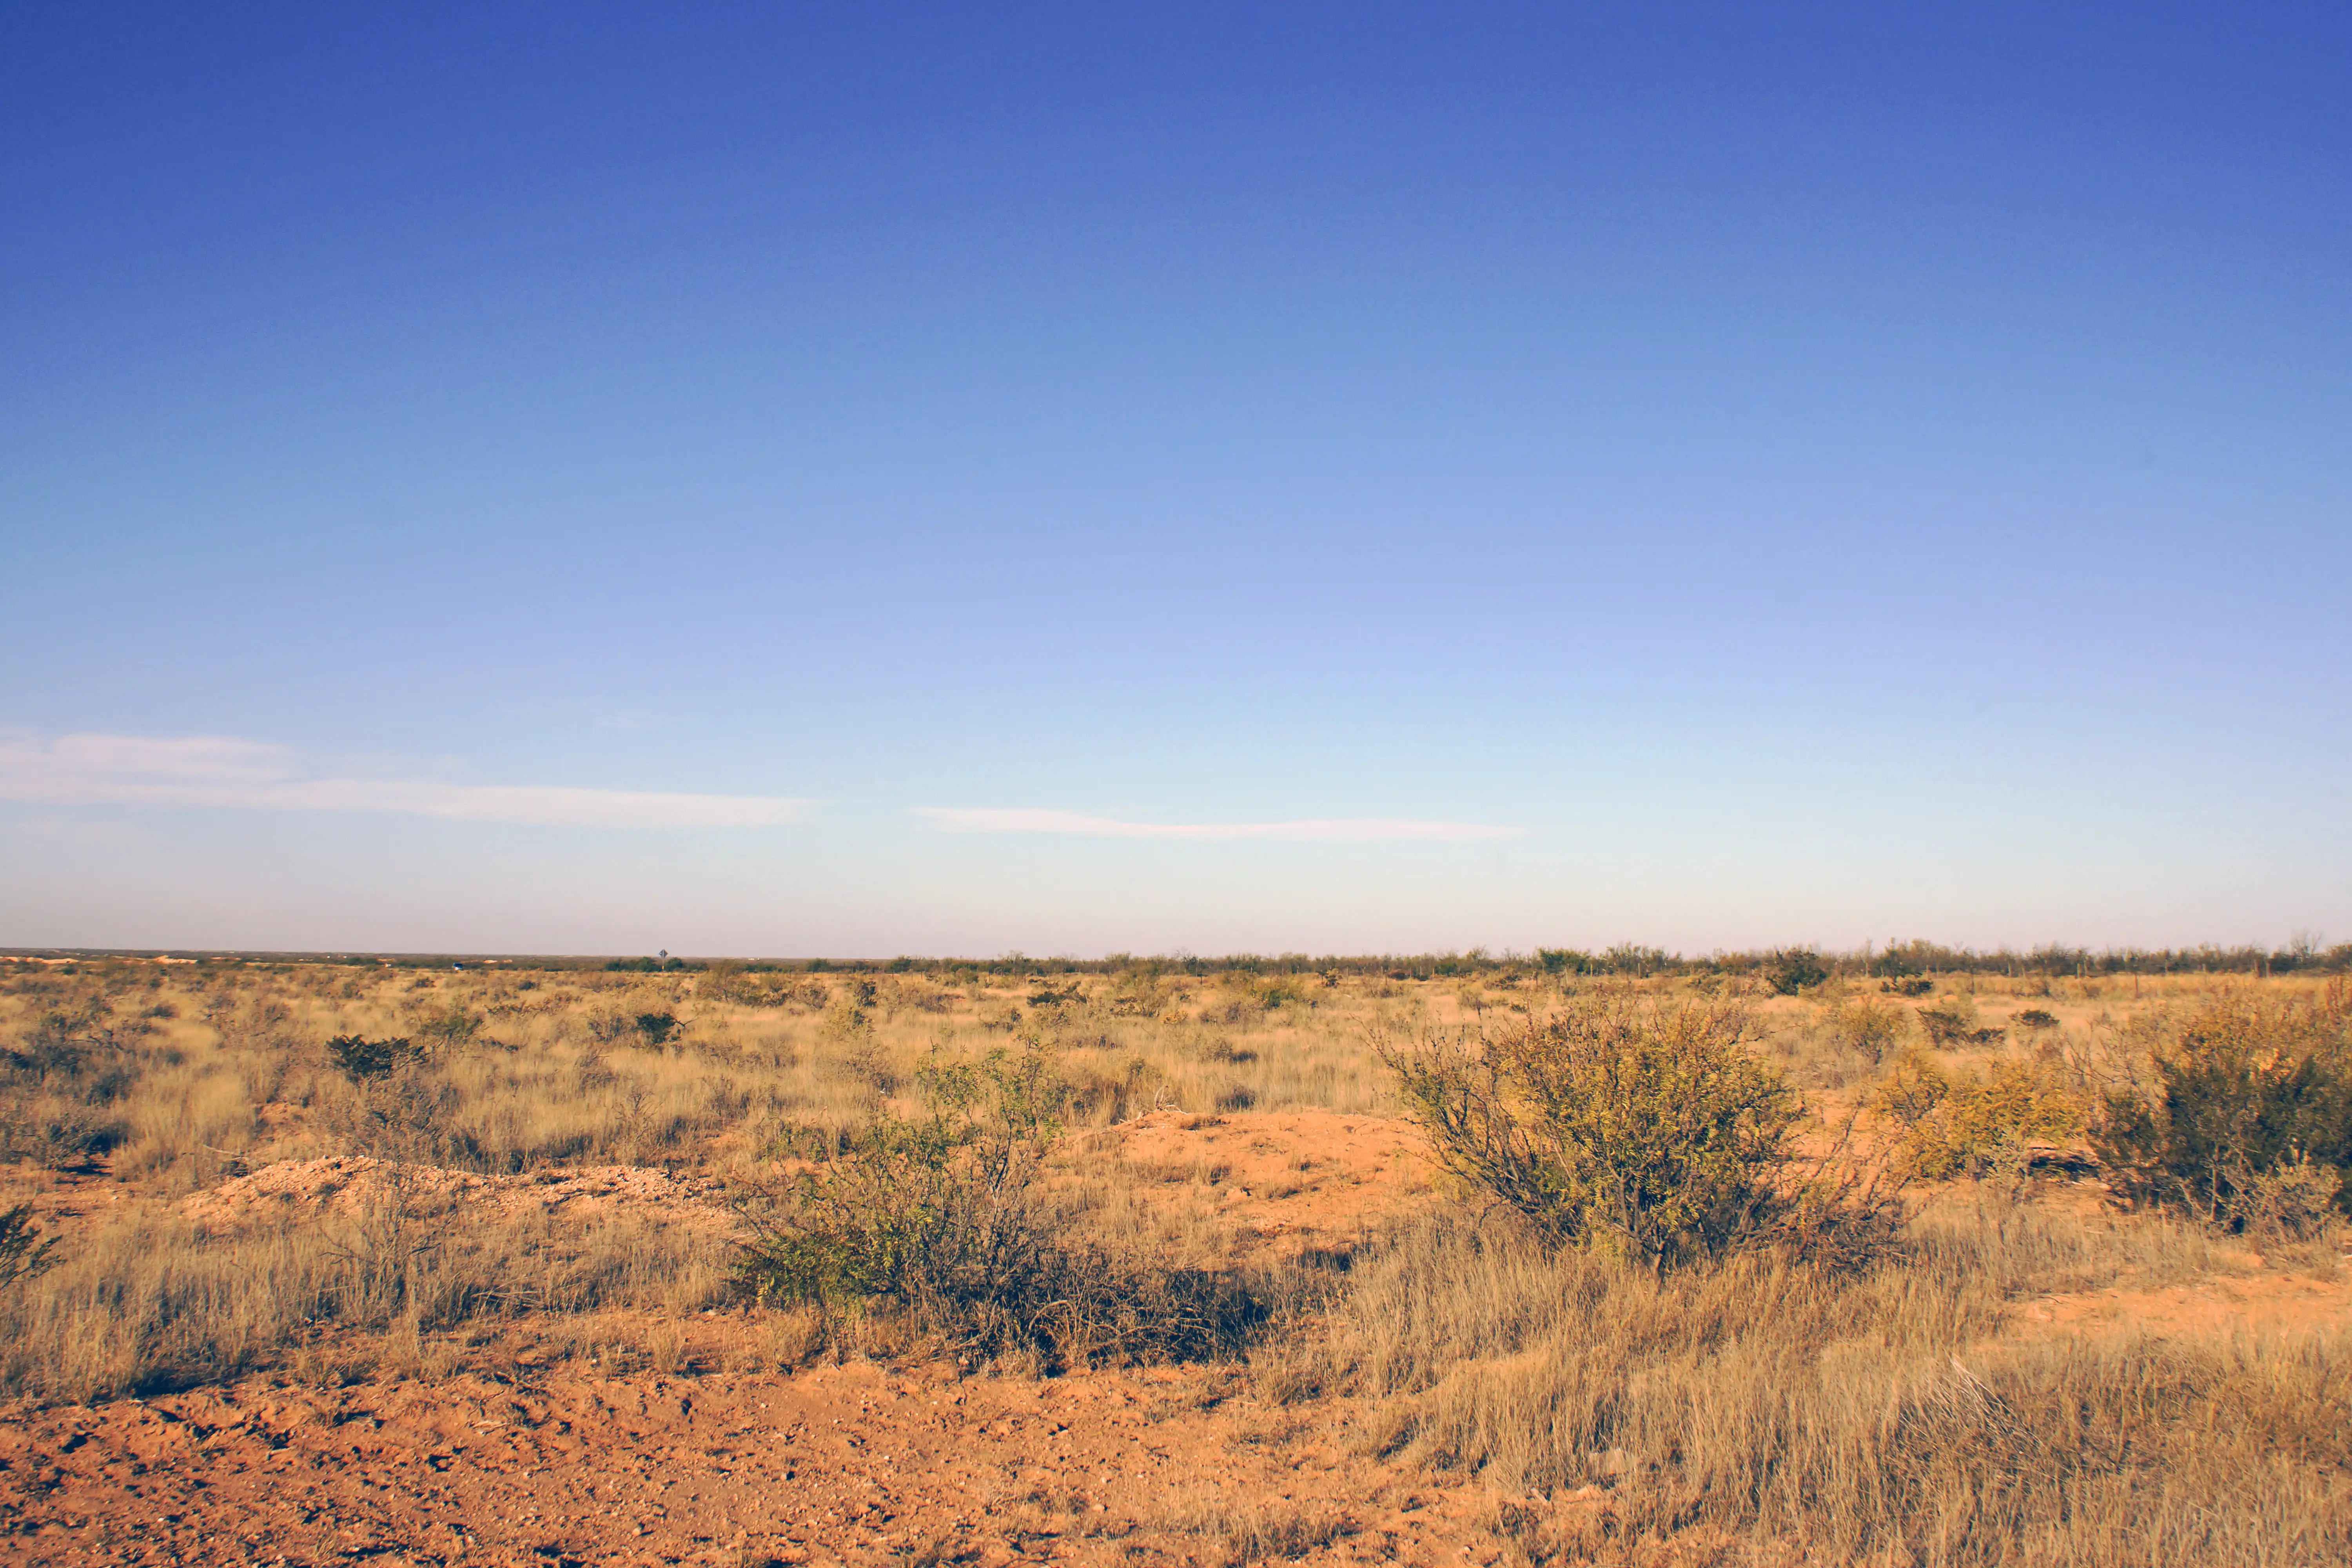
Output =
[
  {"x1": 2009, "y1": 1261, "x2": 2352, "y2": 1342},
  {"x1": 0, "y1": 1361, "x2": 1501, "y2": 1567},
  {"x1": 1089, "y1": 1110, "x2": 1438, "y2": 1261}
]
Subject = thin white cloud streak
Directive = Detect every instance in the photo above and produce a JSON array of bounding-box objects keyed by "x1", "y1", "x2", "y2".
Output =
[
  {"x1": 0, "y1": 732, "x2": 811, "y2": 829},
  {"x1": 912, "y1": 807, "x2": 1523, "y2": 842}
]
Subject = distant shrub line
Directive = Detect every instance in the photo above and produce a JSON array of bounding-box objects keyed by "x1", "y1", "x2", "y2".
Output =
[{"x1": 11, "y1": 936, "x2": 2351, "y2": 982}]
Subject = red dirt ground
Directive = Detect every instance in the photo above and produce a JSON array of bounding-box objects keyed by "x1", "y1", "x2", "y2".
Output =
[
  {"x1": 6, "y1": 1110, "x2": 2345, "y2": 1566},
  {"x1": 0, "y1": 1358, "x2": 1519, "y2": 1567}
]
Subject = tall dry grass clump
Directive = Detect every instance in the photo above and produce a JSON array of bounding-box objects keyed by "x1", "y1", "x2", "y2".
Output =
[
  {"x1": 0, "y1": 1191, "x2": 734, "y2": 1402},
  {"x1": 1323, "y1": 1207, "x2": 2350, "y2": 1565}
]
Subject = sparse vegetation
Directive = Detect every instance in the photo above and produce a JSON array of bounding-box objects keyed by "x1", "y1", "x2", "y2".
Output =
[
  {"x1": 1323, "y1": 1206, "x2": 2350, "y2": 1566},
  {"x1": 0, "y1": 952, "x2": 2346, "y2": 1563}
]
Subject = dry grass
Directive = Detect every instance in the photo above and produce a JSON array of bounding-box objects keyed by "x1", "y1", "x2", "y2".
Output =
[
  {"x1": 1325, "y1": 1204, "x2": 2347, "y2": 1564},
  {"x1": 0, "y1": 957, "x2": 1405, "y2": 1401},
  {"x1": 0, "y1": 1186, "x2": 733, "y2": 1402},
  {"x1": 2, "y1": 957, "x2": 2348, "y2": 1563}
]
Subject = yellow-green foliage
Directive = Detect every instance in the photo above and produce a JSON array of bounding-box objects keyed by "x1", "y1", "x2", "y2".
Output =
[
  {"x1": 1822, "y1": 992, "x2": 1910, "y2": 1061},
  {"x1": 2095, "y1": 987, "x2": 2352, "y2": 1230},
  {"x1": 1877, "y1": 1049, "x2": 2082, "y2": 1178},
  {"x1": 1382, "y1": 997, "x2": 1804, "y2": 1266}
]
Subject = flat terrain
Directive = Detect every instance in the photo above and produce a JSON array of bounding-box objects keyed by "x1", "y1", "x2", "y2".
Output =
[{"x1": 2, "y1": 959, "x2": 2347, "y2": 1564}]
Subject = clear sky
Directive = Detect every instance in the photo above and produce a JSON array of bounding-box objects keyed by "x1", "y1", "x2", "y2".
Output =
[{"x1": 4, "y1": 4, "x2": 2347, "y2": 957}]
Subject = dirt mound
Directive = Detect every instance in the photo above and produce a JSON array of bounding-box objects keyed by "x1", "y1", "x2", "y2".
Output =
[{"x1": 182, "y1": 1157, "x2": 741, "y2": 1236}]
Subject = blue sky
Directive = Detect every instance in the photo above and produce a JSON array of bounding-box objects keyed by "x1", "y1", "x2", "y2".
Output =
[{"x1": 4, "y1": 4, "x2": 2347, "y2": 956}]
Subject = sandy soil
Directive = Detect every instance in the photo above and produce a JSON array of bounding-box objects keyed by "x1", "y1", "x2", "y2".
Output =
[
  {"x1": 1080, "y1": 1110, "x2": 1435, "y2": 1262},
  {"x1": 7, "y1": 1109, "x2": 2346, "y2": 1566},
  {"x1": 180, "y1": 1158, "x2": 740, "y2": 1239},
  {"x1": 0, "y1": 1357, "x2": 1520, "y2": 1567},
  {"x1": 2011, "y1": 1263, "x2": 2352, "y2": 1340}
]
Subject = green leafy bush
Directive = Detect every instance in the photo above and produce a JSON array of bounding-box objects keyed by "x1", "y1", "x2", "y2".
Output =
[
  {"x1": 2094, "y1": 990, "x2": 2352, "y2": 1232},
  {"x1": 735, "y1": 1047, "x2": 1263, "y2": 1367},
  {"x1": 1379, "y1": 998, "x2": 1892, "y2": 1267}
]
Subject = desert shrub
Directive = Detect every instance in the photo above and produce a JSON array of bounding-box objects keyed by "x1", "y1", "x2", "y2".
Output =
[
  {"x1": 583, "y1": 1008, "x2": 679, "y2": 1048},
  {"x1": 1211, "y1": 1081, "x2": 1258, "y2": 1113},
  {"x1": 409, "y1": 1003, "x2": 483, "y2": 1050},
  {"x1": 1203, "y1": 994, "x2": 1267, "y2": 1027},
  {"x1": 326, "y1": 1062, "x2": 477, "y2": 1165},
  {"x1": 1882, "y1": 976, "x2": 1936, "y2": 997},
  {"x1": 1823, "y1": 993, "x2": 1909, "y2": 1062},
  {"x1": 2095, "y1": 989, "x2": 2352, "y2": 1231},
  {"x1": 1768, "y1": 947, "x2": 1829, "y2": 995},
  {"x1": 1101, "y1": 973, "x2": 1165, "y2": 1017},
  {"x1": 1379, "y1": 998, "x2": 1890, "y2": 1267},
  {"x1": 698, "y1": 960, "x2": 753, "y2": 1004},
  {"x1": 1060, "y1": 1055, "x2": 1164, "y2": 1124},
  {"x1": 1253, "y1": 978, "x2": 1312, "y2": 1011},
  {"x1": 326, "y1": 1033, "x2": 418, "y2": 1079},
  {"x1": 0, "y1": 1096, "x2": 130, "y2": 1168},
  {"x1": 1875, "y1": 1045, "x2": 1953, "y2": 1130},
  {"x1": 735, "y1": 1046, "x2": 1264, "y2": 1367},
  {"x1": 2015, "y1": 1007, "x2": 2062, "y2": 1031},
  {"x1": 1918, "y1": 996, "x2": 2007, "y2": 1049},
  {"x1": 819, "y1": 991, "x2": 871, "y2": 1041},
  {"x1": 1875, "y1": 1049, "x2": 2083, "y2": 1180}
]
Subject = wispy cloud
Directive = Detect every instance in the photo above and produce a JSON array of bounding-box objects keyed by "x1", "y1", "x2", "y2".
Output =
[
  {"x1": 0, "y1": 731, "x2": 812, "y2": 829},
  {"x1": 911, "y1": 807, "x2": 1521, "y2": 842}
]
